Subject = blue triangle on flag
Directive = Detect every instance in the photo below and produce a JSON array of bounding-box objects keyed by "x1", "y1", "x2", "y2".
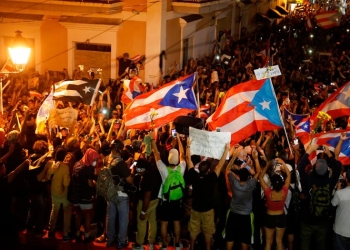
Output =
[
  {"x1": 250, "y1": 79, "x2": 283, "y2": 127},
  {"x1": 159, "y1": 75, "x2": 197, "y2": 110}
]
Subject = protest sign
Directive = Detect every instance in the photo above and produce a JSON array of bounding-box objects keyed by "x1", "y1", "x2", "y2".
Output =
[
  {"x1": 48, "y1": 107, "x2": 78, "y2": 129},
  {"x1": 254, "y1": 65, "x2": 281, "y2": 80},
  {"x1": 189, "y1": 127, "x2": 230, "y2": 159}
]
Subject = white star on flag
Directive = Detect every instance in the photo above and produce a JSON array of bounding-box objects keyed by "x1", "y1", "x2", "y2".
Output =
[
  {"x1": 83, "y1": 86, "x2": 91, "y2": 94},
  {"x1": 259, "y1": 99, "x2": 271, "y2": 110},
  {"x1": 173, "y1": 86, "x2": 189, "y2": 103}
]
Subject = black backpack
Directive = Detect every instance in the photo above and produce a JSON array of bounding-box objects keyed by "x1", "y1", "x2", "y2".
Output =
[{"x1": 286, "y1": 186, "x2": 301, "y2": 219}]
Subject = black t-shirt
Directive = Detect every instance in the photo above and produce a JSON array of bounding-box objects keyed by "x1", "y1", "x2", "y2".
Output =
[
  {"x1": 110, "y1": 158, "x2": 131, "y2": 186},
  {"x1": 188, "y1": 168, "x2": 218, "y2": 212},
  {"x1": 118, "y1": 58, "x2": 132, "y2": 76},
  {"x1": 136, "y1": 170, "x2": 162, "y2": 201}
]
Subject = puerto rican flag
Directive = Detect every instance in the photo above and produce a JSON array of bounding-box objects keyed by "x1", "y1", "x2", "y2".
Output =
[
  {"x1": 315, "y1": 10, "x2": 341, "y2": 29},
  {"x1": 124, "y1": 74, "x2": 197, "y2": 130},
  {"x1": 200, "y1": 105, "x2": 211, "y2": 119},
  {"x1": 310, "y1": 81, "x2": 350, "y2": 129},
  {"x1": 284, "y1": 108, "x2": 309, "y2": 126},
  {"x1": 295, "y1": 118, "x2": 310, "y2": 137},
  {"x1": 207, "y1": 78, "x2": 283, "y2": 145},
  {"x1": 308, "y1": 130, "x2": 350, "y2": 166},
  {"x1": 121, "y1": 76, "x2": 143, "y2": 105}
]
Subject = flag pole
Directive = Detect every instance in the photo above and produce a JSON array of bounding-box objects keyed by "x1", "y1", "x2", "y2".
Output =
[
  {"x1": 90, "y1": 78, "x2": 102, "y2": 107},
  {"x1": 268, "y1": 77, "x2": 294, "y2": 155},
  {"x1": 194, "y1": 72, "x2": 200, "y2": 118}
]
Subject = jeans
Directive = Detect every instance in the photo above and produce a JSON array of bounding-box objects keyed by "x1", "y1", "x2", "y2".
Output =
[
  {"x1": 27, "y1": 193, "x2": 45, "y2": 231},
  {"x1": 136, "y1": 199, "x2": 159, "y2": 245},
  {"x1": 49, "y1": 195, "x2": 72, "y2": 237},
  {"x1": 300, "y1": 220, "x2": 329, "y2": 250},
  {"x1": 334, "y1": 232, "x2": 350, "y2": 250},
  {"x1": 106, "y1": 195, "x2": 129, "y2": 244}
]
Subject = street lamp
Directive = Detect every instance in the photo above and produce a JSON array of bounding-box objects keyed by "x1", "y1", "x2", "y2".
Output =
[
  {"x1": 8, "y1": 30, "x2": 31, "y2": 72},
  {"x1": 0, "y1": 31, "x2": 31, "y2": 114}
]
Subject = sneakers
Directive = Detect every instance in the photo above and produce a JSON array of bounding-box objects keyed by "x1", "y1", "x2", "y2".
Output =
[
  {"x1": 131, "y1": 243, "x2": 144, "y2": 250},
  {"x1": 175, "y1": 242, "x2": 183, "y2": 250},
  {"x1": 116, "y1": 242, "x2": 129, "y2": 249},
  {"x1": 95, "y1": 234, "x2": 106, "y2": 243},
  {"x1": 62, "y1": 235, "x2": 71, "y2": 242},
  {"x1": 148, "y1": 243, "x2": 154, "y2": 250}
]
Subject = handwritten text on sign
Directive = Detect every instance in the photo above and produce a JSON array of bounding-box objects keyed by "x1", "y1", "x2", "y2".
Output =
[
  {"x1": 254, "y1": 65, "x2": 281, "y2": 80},
  {"x1": 189, "y1": 127, "x2": 230, "y2": 159},
  {"x1": 49, "y1": 107, "x2": 78, "y2": 128}
]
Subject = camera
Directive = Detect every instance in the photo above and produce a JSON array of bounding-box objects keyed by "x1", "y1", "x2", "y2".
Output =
[
  {"x1": 171, "y1": 129, "x2": 177, "y2": 138},
  {"x1": 317, "y1": 146, "x2": 325, "y2": 150}
]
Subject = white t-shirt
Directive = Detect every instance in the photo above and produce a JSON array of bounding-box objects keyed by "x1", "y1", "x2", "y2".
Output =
[
  {"x1": 331, "y1": 186, "x2": 350, "y2": 237},
  {"x1": 156, "y1": 159, "x2": 186, "y2": 200}
]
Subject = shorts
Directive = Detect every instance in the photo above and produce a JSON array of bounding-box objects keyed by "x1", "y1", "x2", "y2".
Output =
[
  {"x1": 224, "y1": 211, "x2": 252, "y2": 244},
  {"x1": 158, "y1": 199, "x2": 182, "y2": 221},
  {"x1": 264, "y1": 214, "x2": 287, "y2": 229},
  {"x1": 73, "y1": 203, "x2": 93, "y2": 210},
  {"x1": 189, "y1": 209, "x2": 215, "y2": 238}
]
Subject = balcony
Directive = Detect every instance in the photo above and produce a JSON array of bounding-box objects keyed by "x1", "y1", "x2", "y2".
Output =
[
  {"x1": 0, "y1": 0, "x2": 123, "y2": 17},
  {"x1": 172, "y1": 0, "x2": 232, "y2": 14}
]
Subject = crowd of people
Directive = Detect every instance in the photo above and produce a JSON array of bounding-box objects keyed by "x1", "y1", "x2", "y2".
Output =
[{"x1": 0, "y1": 9, "x2": 350, "y2": 250}]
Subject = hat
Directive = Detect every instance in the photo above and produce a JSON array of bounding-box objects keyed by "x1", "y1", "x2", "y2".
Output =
[
  {"x1": 168, "y1": 148, "x2": 179, "y2": 165},
  {"x1": 315, "y1": 159, "x2": 328, "y2": 175}
]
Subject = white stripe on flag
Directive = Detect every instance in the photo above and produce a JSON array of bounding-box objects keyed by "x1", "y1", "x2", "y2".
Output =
[{"x1": 54, "y1": 90, "x2": 82, "y2": 98}]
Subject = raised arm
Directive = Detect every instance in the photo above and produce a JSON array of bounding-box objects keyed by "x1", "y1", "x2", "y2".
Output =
[
  {"x1": 7, "y1": 159, "x2": 30, "y2": 183},
  {"x1": 252, "y1": 149, "x2": 261, "y2": 179},
  {"x1": 259, "y1": 160, "x2": 270, "y2": 191},
  {"x1": 149, "y1": 131, "x2": 161, "y2": 163},
  {"x1": 186, "y1": 137, "x2": 194, "y2": 170},
  {"x1": 277, "y1": 158, "x2": 291, "y2": 188},
  {"x1": 214, "y1": 143, "x2": 230, "y2": 176},
  {"x1": 334, "y1": 133, "x2": 346, "y2": 160},
  {"x1": 177, "y1": 133, "x2": 185, "y2": 162}
]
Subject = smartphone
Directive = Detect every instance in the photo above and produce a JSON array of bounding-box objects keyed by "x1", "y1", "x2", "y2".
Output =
[
  {"x1": 294, "y1": 139, "x2": 299, "y2": 145},
  {"x1": 330, "y1": 82, "x2": 335, "y2": 86},
  {"x1": 317, "y1": 146, "x2": 324, "y2": 150},
  {"x1": 234, "y1": 158, "x2": 244, "y2": 166},
  {"x1": 171, "y1": 129, "x2": 177, "y2": 138}
]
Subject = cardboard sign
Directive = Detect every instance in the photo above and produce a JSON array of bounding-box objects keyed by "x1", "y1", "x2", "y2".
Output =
[
  {"x1": 254, "y1": 65, "x2": 282, "y2": 80},
  {"x1": 48, "y1": 107, "x2": 78, "y2": 129},
  {"x1": 189, "y1": 127, "x2": 230, "y2": 159}
]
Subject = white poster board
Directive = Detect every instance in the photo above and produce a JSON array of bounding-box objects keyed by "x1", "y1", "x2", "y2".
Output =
[
  {"x1": 189, "y1": 127, "x2": 230, "y2": 159},
  {"x1": 48, "y1": 107, "x2": 78, "y2": 129},
  {"x1": 254, "y1": 65, "x2": 282, "y2": 80}
]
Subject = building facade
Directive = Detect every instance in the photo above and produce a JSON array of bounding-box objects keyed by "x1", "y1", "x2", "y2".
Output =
[{"x1": 0, "y1": 0, "x2": 287, "y2": 84}]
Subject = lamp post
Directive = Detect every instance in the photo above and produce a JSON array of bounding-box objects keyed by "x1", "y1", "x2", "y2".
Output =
[{"x1": 0, "y1": 31, "x2": 31, "y2": 114}]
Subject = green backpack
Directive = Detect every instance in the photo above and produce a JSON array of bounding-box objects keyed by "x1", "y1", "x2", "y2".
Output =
[
  {"x1": 162, "y1": 166, "x2": 185, "y2": 201},
  {"x1": 309, "y1": 183, "x2": 331, "y2": 218}
]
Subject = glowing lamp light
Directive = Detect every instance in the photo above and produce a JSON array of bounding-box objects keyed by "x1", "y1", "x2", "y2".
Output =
[{"x1": 8, "y1": 31, "x2": 31, "y2": 72}]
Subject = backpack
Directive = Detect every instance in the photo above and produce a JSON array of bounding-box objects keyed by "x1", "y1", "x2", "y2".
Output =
[
  {"x1": 309, "y1": 183, "x2": 331, "y2": 218},
  {"x1": 96, "y1": 156, "x2": 122, "y2": 201},
  {"x1": 286, "y1": 186, "x2": 301, "y2": 219},
  {"x1": 162, "y1": 166, "x2": 185, "y2": 201}
]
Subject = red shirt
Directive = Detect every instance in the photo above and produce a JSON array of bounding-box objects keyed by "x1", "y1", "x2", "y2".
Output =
[{"x1": 264, "y1": 185, "x2": 288, "y2": 211}]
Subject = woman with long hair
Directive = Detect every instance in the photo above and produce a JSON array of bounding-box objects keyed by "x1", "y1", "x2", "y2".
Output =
[{"x1": 259, "y1": 158, "x2": 291, "y2": 250}]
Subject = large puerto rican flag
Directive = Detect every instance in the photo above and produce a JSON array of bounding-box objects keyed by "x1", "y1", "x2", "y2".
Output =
[
  {"x1": 309, "y1": 130, "x2": 350, "y2": 166},
  {"x1": 124, "y1": 74, "x2": 197, "y2": 130},
  {"x1": 207, "y1": 78, "x2": 283, "y2": 145}
]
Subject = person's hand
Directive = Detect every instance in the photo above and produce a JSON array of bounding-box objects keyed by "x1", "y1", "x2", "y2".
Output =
[
  {"x1": 340, "y1": 132, "x2": 347, "y2": 140},
  {"x1": 187, "y1": 137, "x2": 192, "y2": 147},
  {"x1": 139, "y1": 213, "x2": 146, "y2": 221},
  {"x1": 225, "y1": 143, "x2": 230, "y2": 151},
  {"x1": 252, "y1": 149, "x2": 258, "y2": 160},
  {"x1": 275, "y1": 157, "x2": 285, "y2": 166},
  {"x1": 306, "y1": 144, "x2": 318, "y2": 154},
  {"x1": 323, "y1": 144, "x2": 332, "y2": 157}
]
